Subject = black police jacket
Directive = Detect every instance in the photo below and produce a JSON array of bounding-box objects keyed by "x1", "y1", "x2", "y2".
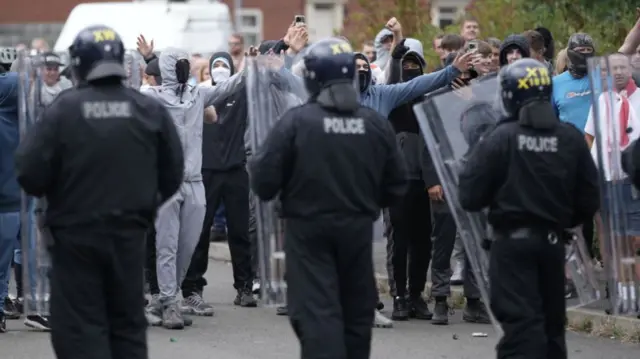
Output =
[
  {"x1": 458, "y1": 119, "x2": 599, "y2": 230},
  {"x1": 248, "y1": 102, "x2": 408, "y2": 220},
  {"x1": 15, "y1": 83, "x2": 184, "y2": 227}
]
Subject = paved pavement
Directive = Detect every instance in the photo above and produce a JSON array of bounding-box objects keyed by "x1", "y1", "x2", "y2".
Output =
[{"x1": 3, "y1": 259, "x2": 639, "y2": 358}]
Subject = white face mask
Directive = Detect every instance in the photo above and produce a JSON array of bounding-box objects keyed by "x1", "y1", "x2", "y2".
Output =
[{"x1": 211, "y1": 67, "x2": 231, "y2": 84}]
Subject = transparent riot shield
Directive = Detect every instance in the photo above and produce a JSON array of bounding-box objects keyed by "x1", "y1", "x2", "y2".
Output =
[
  {"x1": 246, "y1": 55, "x2": 307, "y2": 306},
  {"x1": 124, "y1": 50, "x2": 143, "y2": 88},
  {"x1": 413, "y1": 77, "x2": 500, "y2": 333},
  {"x1": 587, "y1": 54, "x2": 640, "y2": 316},
  {"x1": 17, "y1": 50, "x2": 52, "y2": 316}
]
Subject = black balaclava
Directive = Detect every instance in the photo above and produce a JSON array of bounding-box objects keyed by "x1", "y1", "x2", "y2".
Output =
[
  {"x1": 354, "y1": 52, "x2": 371, "y2": 93},
  {"x1": 401, "y1": 53, "x2": 424, "y2": 82},
  {"x1": 566, "y1": 33, "x2": 595, "y2": 78}
]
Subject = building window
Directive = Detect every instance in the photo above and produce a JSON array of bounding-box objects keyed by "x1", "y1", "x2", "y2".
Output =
[
  {"x1": 439, "y1": 18, "x2": 454, "y2": 29},
  {"x1": 439, "y1": 6, "x2": 457, "y2": 14},
  {"x1": 438, "y1": 6, "x2": 458, "y2": 29},
  {"x1": 315, "y1": 3, "x2": 334, "y2": 10},
  {"x1": 236, "y1": 8, "x2": 263, "y2": 46}
]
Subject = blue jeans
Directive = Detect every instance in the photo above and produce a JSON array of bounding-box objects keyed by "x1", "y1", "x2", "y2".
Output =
[
  {"x1": 213, "y1": 204, "x2": 227, "y2": 232},
  {"x1": 0, "y1": 212, "x2": 20, "y2": 313}
]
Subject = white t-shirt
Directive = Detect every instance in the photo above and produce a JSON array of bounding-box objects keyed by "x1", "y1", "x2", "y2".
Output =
[{"x1": 584, "y1": 91, "x2": 640, "y2": 181}]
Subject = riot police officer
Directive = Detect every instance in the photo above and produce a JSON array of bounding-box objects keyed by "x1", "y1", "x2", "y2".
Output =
[
  {"x1": 15, "y1": 25, "x2": 184, "y2": 359},
  {"x1": 458, "y1": 58, "x2": 599, "y2": 359},
  {"x1": 248, "y1": 37, "x2": 407, "y2": 359}
]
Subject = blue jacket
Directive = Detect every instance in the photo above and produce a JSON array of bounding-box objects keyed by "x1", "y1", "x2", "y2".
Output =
[
  {"x1": 358, "y1": 55, "x2": 460, "y2": 118},
  {"x1": 0, "y1": 72, "x2": 20, "y2": 213}
]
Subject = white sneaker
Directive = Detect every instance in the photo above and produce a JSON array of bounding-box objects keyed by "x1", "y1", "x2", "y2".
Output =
[
  {"x1": 451, "y1": 260, "x2": 464, "y2": 285},
  {"x1": 373, "y1": 310, "x2": 393, "y2": 328},
  {"x1": 252, "y1": 279, "x2": 261, "y2": 294}
]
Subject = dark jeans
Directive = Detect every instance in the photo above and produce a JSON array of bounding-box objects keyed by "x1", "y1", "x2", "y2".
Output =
[
  {"x1": 182, "y1": 167, "x2": 252, "y2": 295},
  {"x1": 50, "y1": 219, "x2": 148, "y2": 359},
  {"x1": 389, "y1": 181, "x2": 432, "y2": 298},
  {"x1": 490, "y1": 229, "x2": 567, "y2": 359}
]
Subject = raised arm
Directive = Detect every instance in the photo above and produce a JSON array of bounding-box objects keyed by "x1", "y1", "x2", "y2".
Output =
[{"x1": 619, "y1": 9, "x2": 640, "y2": 55}]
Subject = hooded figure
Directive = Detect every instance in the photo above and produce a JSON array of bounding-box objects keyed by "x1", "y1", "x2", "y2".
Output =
[
  {"x1": 140, "y1": 47, "x2": 244, "y2": 329},
  {"x1": 499, "y1": 35, "x2": 531, "y2": 67},
  {"x1": 354, "y1": 46, "x2": 461, "y2": 118},
  {"x1": 383, "y1": 38, "x2": 440, "y2": 320},
  {"x1": 373, "y1": 28, "x2": 394, "y2": 70},
  {"x1": 208, "y1": 51, "x2": 233, "y2": 86}
]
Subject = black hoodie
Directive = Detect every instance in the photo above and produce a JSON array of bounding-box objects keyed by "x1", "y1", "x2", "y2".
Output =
[
  {"x1": 387, "y1": 49, "x2": 429, "y2": 182},
  {"x1": 499, "y1": 35, "x2": 531, "y2": 67},
  {"x1": 202, "y1": 51, "x2": 249, "y2": 171}
]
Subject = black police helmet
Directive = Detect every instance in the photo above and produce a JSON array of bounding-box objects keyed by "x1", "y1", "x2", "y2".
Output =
[
  {"x1": 68, "y1": 25, "x2": 126, "y2": 82},
  {"x1": 499, "y1": 58, "x2": 552, "y2": 116},
  {"x1": 302, "y1": 37, "x2": 356, "y2": 95}
]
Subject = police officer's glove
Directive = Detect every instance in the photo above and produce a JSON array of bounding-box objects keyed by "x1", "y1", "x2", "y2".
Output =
[{"x1": 391, "y1": 39, "x2": 410, "y2": 60}]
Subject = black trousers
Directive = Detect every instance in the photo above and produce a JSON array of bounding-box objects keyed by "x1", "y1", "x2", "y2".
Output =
[
  {"x1": 389, "y1": 181, "x2": 432, "y2": 298},
  {"x1": 430, "y1": 203, "x2": 480, "y2": 298},
  {"x1": 145, "y1": 227, "x2": 158, "y2": 295},
  {"x1": 490, "y1": 228, "x2": 567, "y2": 359},
  {"x1": 182, "y1": 167, "x2": 252, "y2": 295},
  {"x1": 50, "y1": 219, "x2": 148, "y2": 359},
  {"x1": 287, "y1": 217, "x2": 376, "y2": 359}
]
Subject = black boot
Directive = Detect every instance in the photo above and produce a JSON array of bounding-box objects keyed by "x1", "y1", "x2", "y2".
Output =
[
  {"x1": 431, "y1": 298, "x2": 449, "y2": 325},
  {"x1": 234, "y1": 287, "x2": 257, "y2": 307},
  {"x1": 391, "y1": 296, "x2": 409, "y2": 321},
  {"x1": 409, "y1": 295, "x2": 433, "y2": 320},
  {"x1": 462, "y1": 299, "x2": 491, "y2": 324}
]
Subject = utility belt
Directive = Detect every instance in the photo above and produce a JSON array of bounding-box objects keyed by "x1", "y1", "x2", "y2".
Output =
[{"x1": 493, "y1": 227, "x2": 573, "y2": 246}]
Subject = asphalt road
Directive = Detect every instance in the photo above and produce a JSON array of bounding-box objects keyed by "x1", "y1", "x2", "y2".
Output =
[{"x1": 2, "y1": 260, "x2": 639, "y2": 359}]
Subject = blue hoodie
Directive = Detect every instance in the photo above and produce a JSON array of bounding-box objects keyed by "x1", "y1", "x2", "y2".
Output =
[
  {"x1": 357, "y1": 54, "x2": 460, "y2": 118},
  {"x1": 0, "y1": 72, "x2": 20, "y2": 213}
]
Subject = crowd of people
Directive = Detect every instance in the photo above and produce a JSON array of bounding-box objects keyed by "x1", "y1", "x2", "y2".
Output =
[{"x1": 0, "y1": 10, "x2": 640, "y2": 359}]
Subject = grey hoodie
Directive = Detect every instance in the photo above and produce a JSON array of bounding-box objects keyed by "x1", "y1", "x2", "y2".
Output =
[
  {"x1": 373, "y1": 28, "x2": 393, "y2": 70},
  {"x1": 141, "y1": 47, "x2": 243, "y2": 182}
]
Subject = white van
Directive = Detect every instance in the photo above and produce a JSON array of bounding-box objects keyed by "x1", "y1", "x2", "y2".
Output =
[{"x1": 54, "y1": 2, "x2": 233, "y2": 55}]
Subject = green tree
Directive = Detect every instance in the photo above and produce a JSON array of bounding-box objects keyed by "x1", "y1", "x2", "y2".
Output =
[
  {"x1": 462, "y1": 0, "x2": 637, "y2": 54},
  {"x1": 343, "y1": 0, "x2": 445, "y2": 70}
]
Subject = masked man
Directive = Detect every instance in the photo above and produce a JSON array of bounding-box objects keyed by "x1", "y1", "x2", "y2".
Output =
[{"x1": 141, "y1": 48, "x2": 244, "y2": 329}]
